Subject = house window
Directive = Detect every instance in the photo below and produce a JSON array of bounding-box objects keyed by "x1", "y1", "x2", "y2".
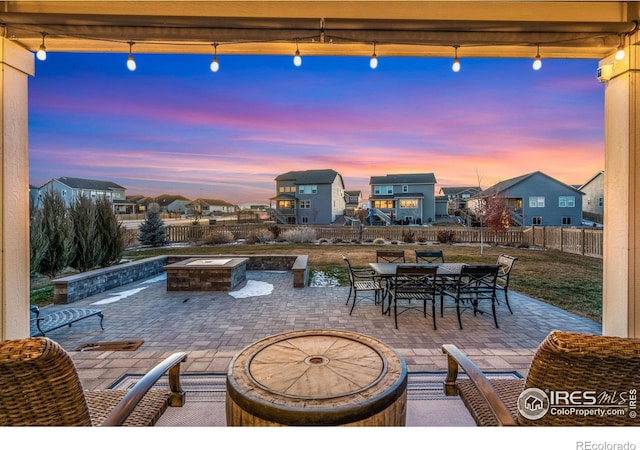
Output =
[
  {"x1": 598, "y1": 197, "x2": 604, "y2": 207},
  {"x1": 300, "y1": 200, "x2": 311, "y2": 209},
  {"x1": 373, "y1": 185, "x2": 393, "y2": 195},
  {"x1": 402, "y1": 185, "x2": 409, "y2": 193},
  {"x1": 372, "y1": 200, "x2": 394, "y2": 209},
  {"x1": 532, "y1": 216, "x2": 543, "y2": 225},
  {"x1": 278, "y1": 200, "x2": 294, "y2": 209},
  {"x1": 299, "y1": 185, "x2": 317, "y2": 194},
  {"x1": 301, "y1": 216, "x2": 309, "y2": 224},
  {"x1": 559, "y1": 196, "x2": 575, "y2": 208},
  {"x1": 399, "y1": 199, "x2": 418, "y2": 208},
  {"x1": 529, "y1": 196, "x2": 545, "y2": 208},
  {"x1": 562, "y1": 217, "x2": 572, "y2": 225}
]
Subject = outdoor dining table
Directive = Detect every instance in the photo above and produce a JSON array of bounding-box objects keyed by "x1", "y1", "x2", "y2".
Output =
[
  {"x1": 368, "y1": 262, "x2": 467, "y2": 314},
  {"x1": 368, "y1": 262, "x2": 467, "y2": 278}
]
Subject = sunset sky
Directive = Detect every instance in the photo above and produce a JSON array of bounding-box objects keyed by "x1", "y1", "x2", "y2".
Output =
[{"x1": 27, "y1": 52, "x2": 604, "y2": 205}]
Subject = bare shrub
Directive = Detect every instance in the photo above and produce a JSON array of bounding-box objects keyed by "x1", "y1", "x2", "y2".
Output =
[
  {"x1": 437, "y1": 229, "x2": 458, "y2": 244},
  {"x1": 267, "y1": 223, "x2": 281, "y2": 238},
  {"x1": 373, "y1": 238, "x2": 386, "y2": 245},
  {"x1": 401, "y1": 229, "x2": 415, "y2": 243},
  {"x1": 246, "y1": 228, "x2": 273, "y2": 244},
  {"x1": 122, "y1": 228, "x2": 140, "y2": 249},
  {"x1": 281, "y1": 227, "x2": 317, "y2": 243},
  {"x1": 416, "y1": 234, "x2": 428, "y2": 243},
  {"x1": 203, "y1": 229, "x2": 235, "y2": 245}
]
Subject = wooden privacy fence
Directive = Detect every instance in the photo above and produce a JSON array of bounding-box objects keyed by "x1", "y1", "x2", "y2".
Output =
[
  {"x1": 156, "y1": 223, "x2": 603, "y2": 258},
  {"x1": 524, "y1": 226, "x2": 603, "y2": 258}
]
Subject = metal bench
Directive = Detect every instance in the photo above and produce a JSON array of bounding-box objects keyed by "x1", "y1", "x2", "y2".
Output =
[{"x1": 30, "y1": 305, "x2": 104, "y2": 337}]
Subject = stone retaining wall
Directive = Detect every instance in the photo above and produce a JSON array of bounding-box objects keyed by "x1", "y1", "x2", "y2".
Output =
[{"x1": 53, "y1": 254, "x2": 309, "y2": 304}]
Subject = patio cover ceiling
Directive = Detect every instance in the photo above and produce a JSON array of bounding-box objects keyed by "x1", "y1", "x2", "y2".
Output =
[{"x1": 1, "y1": 1, "x2": 639, "y2": 60}]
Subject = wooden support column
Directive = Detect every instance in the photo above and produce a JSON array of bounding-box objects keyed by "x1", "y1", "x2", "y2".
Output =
[
  {"x1": 601, "y1": 30, "x2": 640, "y2": 337},
  {"x1": 0, "y1": 38, "x2": 34, "y2": 339}
]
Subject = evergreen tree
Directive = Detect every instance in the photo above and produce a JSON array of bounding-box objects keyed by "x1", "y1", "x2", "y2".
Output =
[
  {"x1": 69, "y1": 196, "x2": 103, "y2": 271},
  {"x1": 138, "y1": 209, "x2": 169, "y2": 247},
  {"x1": 29, "y1": 204, "x2": 47, "y2": 276},
  {"x1": 39, "y1": 190, "x2": 74, "y2": 278},
  {"x1": 96, "y1": 197, "x2": 125, "y2": 266}
]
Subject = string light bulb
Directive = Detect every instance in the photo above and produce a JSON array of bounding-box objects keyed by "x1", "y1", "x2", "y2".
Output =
[
  {"x1": 293, "y1": 40, "x2": 302, "y2": 67},
  {"x1": 36, "y1": 32, "x2": 47, "y2": 61},
  {"x1": 615, "y1": 35, "x2": 625, "y2": 60},
  {"x1": 452, "y1": 45, "x2": 461, "y2": 73},
  {"x1": 369, "y1": 42, "x2": 378, "y2": 69},
  {"x1": 532, "y1": 45, "x2": 542, "y2": 70},
  {"x1": 210, "y1": 42, "x2": 220, "y2": 72},
  {"x1": 126, "y1": 41, "x2": 136, "y2": 71}
]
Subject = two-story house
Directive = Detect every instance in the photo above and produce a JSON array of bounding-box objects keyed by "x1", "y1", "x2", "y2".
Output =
[
  {"x1": 578, "y1": 171, "x2": 604, "y2": 225},
  {"x1": 35, "y1": 176, "x2": 135, "y2": 213},
  {"x1": 344, "y1": 190, "x2": 363, "y2": 217},
  {"x1": 439, "y1": 186, "x2": 482, "y2": 215},
  {"x1": 368, "y1": 173, "x2": 437, "y2": 225},
  {"x1": 271, "y1": 169, "x2": 346, "y2": 225},
  {"x1": 467, "y1": 171, "x2": 584, "y2": 227}
]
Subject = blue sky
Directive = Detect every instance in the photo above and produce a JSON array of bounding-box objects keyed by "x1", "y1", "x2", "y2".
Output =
[{"x1": 28, "y1": 52, "x2": 604, "y2": 204}]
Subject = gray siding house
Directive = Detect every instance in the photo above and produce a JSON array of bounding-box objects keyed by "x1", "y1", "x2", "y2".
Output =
[
  {"x1": 439, "y1": 186, "x2": 482, "y2": 214},
  {"x1": 35, "y1": 176, "x2": 134, "y2": 213},
  {"x1": 467, "y1": 171, "x2": 584, "y2": 227},
  {"x1": 271, "y1": 169, "x2": 346, "y2": 225},
  {"x1": 579, "y1": 171, "x2": 604, "y2": 224},
  {"x1": 369, "y1": 173, "x2": 437, "y2": 225}
]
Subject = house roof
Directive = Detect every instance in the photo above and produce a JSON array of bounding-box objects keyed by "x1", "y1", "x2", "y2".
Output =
[
  {"x1": 269, "y1": 193, "x2": 297, "y2": 201},
  {"x1": 154, "y1": 194, "x2": 191, "y2": 206},
  {"x1": 126, "y1": 194, "x2": 146, "y2": 202},
  {"x1": 275, "y1": 169, "x2": 342, "y2": 185},
  {"x1": 369, "y1": 173, "x2": 437, "y2": 185},
  {"x1": 439, "y1": 186, "x2": 481, "y2": 196},
  {"x1": 578, "y1": 170, "x2": 605, "y2": 190},
  {"x1": 473, "y1": 171, "x2": 584, "y2": 198},
  {"x1": 345, "y1": 190, "x2": 361, "y2": 196},
  {"x1": 192, "y1": 198, "x2": 234, "y2": 206},
  {"x1": 55, "y1": 176, "x2": 125, "y2": 190}
]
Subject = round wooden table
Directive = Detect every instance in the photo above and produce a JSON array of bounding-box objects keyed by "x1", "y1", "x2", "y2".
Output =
[{"x1": 225, "y1": 329, "x2": 407, "y2": 426}]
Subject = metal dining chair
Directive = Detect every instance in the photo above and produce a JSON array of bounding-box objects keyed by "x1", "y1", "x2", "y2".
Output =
[
  {"x1": 448, "y1": 264, "x2": 501, "y2": 329},
  {"x1": 415, "y1": 250, "x2": 445, "y2": 264},
  {"x1": 388, "y1": 264, "x2": 439, "y2": 330},
  {"x1": 496, "y1": 254, "x2": 518, "y2": 314},
  {"x1": 376, "y1": 249, "x2": 406, "y2": 263},
  {"x1": 342, "y1": 254, "x2": 384, "y2": 315}
]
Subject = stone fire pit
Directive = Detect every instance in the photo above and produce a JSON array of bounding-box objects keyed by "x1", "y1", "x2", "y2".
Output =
[{"x1": 163, "y1": 257, "x2": 248, "y2": 291}]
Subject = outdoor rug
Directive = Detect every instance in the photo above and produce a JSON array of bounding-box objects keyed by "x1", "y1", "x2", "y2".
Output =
[{"x1": 109, "y1": 371, "x2": 522, "y2": 427}]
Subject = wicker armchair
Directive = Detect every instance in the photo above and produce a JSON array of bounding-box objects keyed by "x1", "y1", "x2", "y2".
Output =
[
  {"x1": 442, "y1": 330, "x2": 640, "y2": 426},
  {"x1": 0, "y1": 337, "x2": 187, "y2": 426}
]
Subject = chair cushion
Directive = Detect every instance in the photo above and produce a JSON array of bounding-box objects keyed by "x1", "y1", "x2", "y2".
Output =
[
  {"x1": 85, "y1": 388, "x2": 171, "y2": 426},
  {"x1": 456, "y1": 378, "x2": 525, "y2": 426}
]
